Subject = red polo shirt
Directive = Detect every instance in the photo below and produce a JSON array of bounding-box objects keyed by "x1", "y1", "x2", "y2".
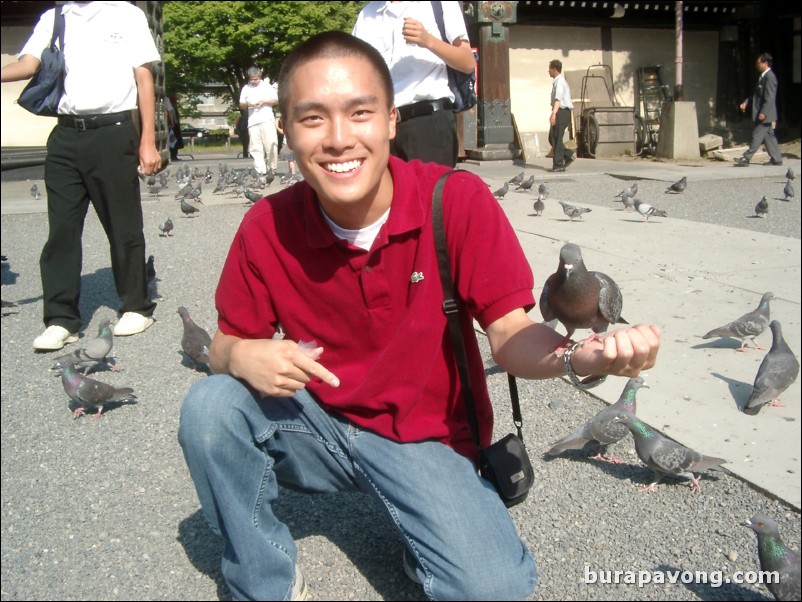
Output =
[{"x1": 216, "y1": 157, "x2": 535, "y2": 459}]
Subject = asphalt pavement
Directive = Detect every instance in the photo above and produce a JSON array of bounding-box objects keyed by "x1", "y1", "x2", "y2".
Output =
[{"x1": 1, "y1": 144, "x2": 800, "y2": 601}]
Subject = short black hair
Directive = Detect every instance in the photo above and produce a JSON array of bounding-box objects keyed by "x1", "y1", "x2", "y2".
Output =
[
  {"x1": 549, "y1": 59, "x2": 562, "y2": 73},
  {"x1": 277, "y1": 31, "x2": 394, "y2": 118},
  {"x1": 757, "y1": 52, "x2": 773, "y2": 67}
]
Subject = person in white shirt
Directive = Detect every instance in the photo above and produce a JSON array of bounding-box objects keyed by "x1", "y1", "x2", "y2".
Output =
[
  {"x1": 548, "y1": 59, "x2": 576, "y2": 172},
  {"x1": 239, "y1": 66, "x2": 279, "y2": 180},
  {"x1": 353, "y1": 1, "x2": 475, "y2": 167},
  {"x1": 1, "y1": 0, "x2": 161, "y2": 349}
]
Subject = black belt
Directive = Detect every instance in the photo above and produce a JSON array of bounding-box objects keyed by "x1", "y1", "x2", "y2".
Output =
[
  {"x1": 58, "y1": 110, "x2": 133, "y2": 131},
  {"x1": 397, "y1": 98, "x2": 453, "y2": 123}
]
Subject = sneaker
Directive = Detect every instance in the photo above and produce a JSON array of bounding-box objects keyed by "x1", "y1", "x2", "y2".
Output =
[
  {"x1": 113, "y1": 312, "x2": 154, "y2": 336},
  {"x1": 33, "y1": 325, "x2": 79, "y2": 351},
  {"x1": 402, "y1": 549, "x2": 423, "y2": 585},
  {"x1": 769, "y1": 159, "x2": 784, "y2": 166},
  {"x1": 291, "y1": 565, "x2": 308, "y2": 601},
  {"x1": 549, "y1": 166, "x2": 566, "y2": 173},
  {"x1": 733, "y1": 157, "x2": 750, "y2": 167},
  {"x1": 565, "y1": 152, "x2": 576, "y2": 167}
]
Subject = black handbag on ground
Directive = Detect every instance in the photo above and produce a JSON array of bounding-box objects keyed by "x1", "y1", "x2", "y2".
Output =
[
  {"x1": 431, "y1": 171, "x2": 534, "y2": 508},
  {"x1": 17, "y1": 8, "x2": 65, "y2": 117},
  {"x1": 431, "y1": 1, "x2": 477, "y2": 113}
]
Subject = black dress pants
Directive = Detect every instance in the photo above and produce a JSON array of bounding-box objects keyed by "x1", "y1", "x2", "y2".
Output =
[
  {"x1": 391, "y1": 109, "x2": 458, "y2": 167},
  {"x1": 42, "y1": 120, "x2": 155, "y2": 333},
  {"x1": 549, "y1": 108, "x2": 572, "y2": 167}
]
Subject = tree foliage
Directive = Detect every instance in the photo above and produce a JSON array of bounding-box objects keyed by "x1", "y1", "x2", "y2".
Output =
[{"x1": 163, "y1": 1, "x2": 367, "y2": 115}]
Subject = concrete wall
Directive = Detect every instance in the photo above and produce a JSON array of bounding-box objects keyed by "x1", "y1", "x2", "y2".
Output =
[{"x1": 509, "y1": 25, "x2": 719, "y2": 154}]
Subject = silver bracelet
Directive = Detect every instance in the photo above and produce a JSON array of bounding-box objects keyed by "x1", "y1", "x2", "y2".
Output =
[{"x1": 563, "y1": 340, "x2": 606, "y2": 389}]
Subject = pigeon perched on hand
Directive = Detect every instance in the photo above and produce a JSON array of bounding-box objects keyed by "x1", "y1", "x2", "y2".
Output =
[
  {"x1": 634, "y1": 198, "x2": 667, "y2": 221},
  {"x1": 58, "y1": 356, "x2": 136, "y2": 419},
  {"x1": 754, "y1": 195, "x2": 769, "y2": 218},
  {"x1": 744, "y1": 514, "x2": 801, "y2": 602},
  {"x1": 702, "y1": 292, "x2": 773, "y2": 351},
  {"x1": 666, "y1": 176, "x2": 687, "y2": 193},
  {"x1": 558, "y1": 200, "x2": 592, "y2": 221},
  {"x1": 743, "y1": 320, "x2": 800, "y2": 415},
  {"x1": 517, "y1": 175, "x2": 535, "y2": 192},
  {"x1": 539, "y1": 243, "x2": 627, "y2": 343},
  {"x1": 178, "y1": 306, "x2": 212, "y2": 371},
  {"x1": 783, "y1": 180, "x2": 795, "y2": 201},
  {"x1": 492, "y1": 182, "x2": 509, "y2": 199},
  {"x1": 508, "y1": 172, "x2": 525, "y2": 186},
  {"x1": 612, "y1": 411, "x2": 727, "y2": 493},
  {"x1": 180, "y1": 198, "x2": 200, "y2": 218},
  {"x1": 546, "y1": 376, "x2": 648, "y2": 463},
  {"x1": 158, "y1": 217, "x2": 174, "y2": 237},
  {"x1": 533, "y1": 194, "x2": 545, "y2": 217},
  {"x1": 51, "y1": 318, "x2": 118, "y2": 375}
]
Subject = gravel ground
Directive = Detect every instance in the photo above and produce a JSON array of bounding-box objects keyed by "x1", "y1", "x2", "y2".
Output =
[{"x1": 1, "y1": 160, "x2": 799, "y2": 601}]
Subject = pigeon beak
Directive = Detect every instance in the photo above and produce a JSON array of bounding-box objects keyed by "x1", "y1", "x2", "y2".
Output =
[{"x1": 564, "y1": 263, "x2": 574, "y2": 274}]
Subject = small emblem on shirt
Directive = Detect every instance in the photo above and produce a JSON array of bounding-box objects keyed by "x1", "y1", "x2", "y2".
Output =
[{"x1": 410, "y1": 271, "x2": 424, "y2": 284}]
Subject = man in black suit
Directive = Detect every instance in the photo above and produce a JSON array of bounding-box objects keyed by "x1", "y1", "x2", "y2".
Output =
[{"x1": 734, "y1": 52, "x2": 783, "y2": 167}]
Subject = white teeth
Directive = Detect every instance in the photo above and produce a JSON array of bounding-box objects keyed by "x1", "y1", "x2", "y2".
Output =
[{"x1": 325, "y1": 160, "x2": 361, "y2": 173}]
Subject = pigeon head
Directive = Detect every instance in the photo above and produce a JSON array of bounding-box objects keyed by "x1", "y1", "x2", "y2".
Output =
[
  {"x1": 559, "y1": 243, "x2": 584, "y2": 274},
  {"x1": 744, "y1": 514, "x2": 782, "y2": 537}
]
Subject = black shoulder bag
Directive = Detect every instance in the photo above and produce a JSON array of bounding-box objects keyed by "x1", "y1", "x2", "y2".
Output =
[
  {"x1": 432, "y1": 171, "x2": 533, "y2": 507},
  {"x1": 17, "y1": 8, "x2": 66, "y2": 117},
  {"x1": 431, "y1": 1, "x2": 477, "y2": 113}
]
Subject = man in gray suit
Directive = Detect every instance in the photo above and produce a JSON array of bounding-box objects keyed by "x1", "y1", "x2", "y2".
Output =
[{"x1": 734, "y1": 52, "x2": 783, "y2": 167}]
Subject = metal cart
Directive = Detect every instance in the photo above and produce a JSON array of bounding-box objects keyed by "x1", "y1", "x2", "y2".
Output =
[
  {"x1": 636, "y1": 65, "x2": 671, "y2": 156},
  {"x1": 575, "y1": 64, "x2": 638, "y2": 159}
]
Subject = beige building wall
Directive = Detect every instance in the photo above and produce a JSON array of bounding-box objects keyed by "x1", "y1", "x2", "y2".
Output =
[{"x1": 509, "y1": 25, "x2": 719, "y2": 153}]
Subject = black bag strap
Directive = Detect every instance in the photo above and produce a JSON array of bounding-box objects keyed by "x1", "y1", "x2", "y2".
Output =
[
  {"x1": 431, "y1": 2, "x2": 448, "y2": 44},
  {"x1": 51, "y1": 7, "x2": 65, "y2": 52},
  {"x1": 431, "y1": 171, "x2": 525, "y2": 450}
]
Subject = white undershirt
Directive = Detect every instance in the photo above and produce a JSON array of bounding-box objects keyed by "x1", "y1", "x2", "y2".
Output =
[{"x1": 320, "y1": 207, "x2": 391, "y2": 251}]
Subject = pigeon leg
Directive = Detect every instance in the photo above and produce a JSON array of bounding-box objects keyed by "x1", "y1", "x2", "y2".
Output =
[
  {"x1": 92, "y1": 406, "x2": 105, "y2": 420},
  {"x1": 768, "y1": 399, "x2": 785, "y2": 408},
  {"x1": 591, "y1": 453, "x2": 625, "y2": 464},
  {"x1": 638, "y1": 483, "x2": 659, "y2": 493},
  {"x1": 552, "y1": 336, "x2": 576, "y2": 354},
  {"x1": 73, "y1": 407, "x2": 86, "y2": 419},
  {"x1": 689, "y1": 475, "x2": 703, "y2": 493}
]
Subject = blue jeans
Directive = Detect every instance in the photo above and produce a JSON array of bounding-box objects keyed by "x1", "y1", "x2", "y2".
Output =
[{"x1": 178, "y1": 375, "x2": 537, "y2": 601}]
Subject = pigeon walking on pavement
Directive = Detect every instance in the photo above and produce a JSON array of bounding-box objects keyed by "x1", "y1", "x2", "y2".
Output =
[
  {"x1": 634, "y1": 198, "x2": 667, "y2": 221},
  {"x1": 615, "y1": 182, "x2": 638, "y2": 199},
  {"x1": 508, "y1": 171, "x2": 524, "y2": 186},
  {"x1": 743, "y1": 320, "x2": 800, "y2": 415},
  {"x1": 666, "y1": 176, "x2": 687, "y2": 193},
  {"x1": 539, "y1": 243, "x2": 627, "y2": 343},
  {"x1": 180, "y1": 198, "x2": 200, "y2": 218},
  {"x1": 30, "y1": 183, "x2": 42, "y2": 200},
  {"x1": 146, "y1": 255, "x2": 160, "y2": 300},
  {"x1": 51, "y1": 318, "x2": 118, "y2": 375},
  {"x1": 158, "y1": 217, "x2": 174, "y2": 237},
  {"x1": 702, "y1": 292, "x2": 773, "y2": 351},
  {"x1": 558, "y1": 200, "x2": 592, "y2": 221},
  {"x1": 611, "y1": 411, "x2": 727, "y2": 493},
  {"x1": 615, "y1": 193, "x2": 636, "y2": 211},
  {"x1": 178, "y1": 306, "x2": 212, "y2": 371},
  {"x1": 754, "y1": 195, "x2": 769, "y2": 218},
  {"x1": 546, "y1": 376, "x2": 648, "y2": 463},
  {"x1": 533, "y1": 194, "x2": 545, "y2": 217},
  {"x1": 786, "y1": 167, "x2": 795, "y2": 181},
  {"x1": 538, "y1": 182, "x2": 550, "y2": 198},
  {"x1": 492, "y1": 181, "x2": 509, "y2": 199},
  {"x1": 783, "y1": 180, "x2": 795, "y2": 201},
  {"x1": 517, "y1": 175, "x2": 535, "y2": 192},
  {"x1": 58, "y1": 356, "x2": 137, "y2": 419},
  {"x1": 743, "y1": 514, "x2": 801, "y2": 601}
]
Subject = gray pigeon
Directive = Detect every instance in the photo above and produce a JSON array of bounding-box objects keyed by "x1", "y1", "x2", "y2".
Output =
[
  {"x1": 558, "y1": 200, "x2": 592, "y2": 221},
  {"x1": 783, "y1": 180, "x2": 794, "y2": 201},
  {"x1": 244, "y1": 189, "x2": 263, "y2": 204},
  {"x1": 744, "y1": 514, "x2": 801, "y2": 601},
  {"x1": 666, "y1": 176, "x2": 687, "y2": 193},
  {"x1": 178, "y1": 306, "x2": 212, "y2": 370},
  {"x1": 612, "y1": 411, "x2": 727, "y2": 492},
  {"x1": 744, "y1": 320, "x2": 800, "y2": 415},
  {"x1": 786, "y1": 167, "x2": 795, "y2": 181},
  {"x1": 538, "y1": 182, "x2": 549, "y2": 197},
  {"x1": 58, "y1": 356, "x2": 136, "y2": 419},
  {"x1": 146, "y1": 255, "x2": 160, "y2": 300},
  {"x1": 508, "y1": 171, "x2": 524, "y2": 186},
  {"x1": 615, "y1": 193, "x2": 636, "y2": 211},
  {"x1": 755, "y1": 195, "x2": 769, "y2": 218},
  {"x1": 533, "y1": 194, "x2": 545, "y2": 217},
  {"x1": 633, "y1": 198, "x2": 667, "y2": 221},
  {"x1": 702, "y1": 292, "x2": 773, "y2": 351},
  {"x1": 539, "y1": 243, "x2": 628, "y2": 342},
  {"x1": 492, "y1": 181, "x2": 509, "y2": 199},
  {"x1": 180, "y1": 198, "x2": 200, "y2": 217},
  {"x1": 517, "y1": 175, "x2": 535, "y2": 192},
  {"x1": 158, "y1": 217, "x2": 174, "y2": 237},
  {"x1": 30, "y1": 182, "x2": 42, "y2": 200},
  {"x1": 546, "y1": 376, "x2": 648, "y2": 463},
  {"x1": 615, "y1": 182, "x2": 637, "y2": 199},
  {"x1": 52, "y1": 318, "x2": 117, "y2": 375}
]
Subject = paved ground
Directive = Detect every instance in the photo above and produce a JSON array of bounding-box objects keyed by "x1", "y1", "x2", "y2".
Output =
[{"x1": 1, "y1": 144, "x2": 800, "y2": 601}]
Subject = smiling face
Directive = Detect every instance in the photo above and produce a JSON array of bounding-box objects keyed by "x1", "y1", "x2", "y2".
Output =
[{"x1": 281, "y1": 55, "x2": 397, "y2": 229}]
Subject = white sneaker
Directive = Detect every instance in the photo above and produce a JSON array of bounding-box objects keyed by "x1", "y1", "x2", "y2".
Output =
[
  {"x1": 113, "y1": 312, "x2": 154, "y2": 336},
  {"x1": 33, "y1": 325, "x2": 79, "y2": 351},
  {"x1": 291, "y1": 564, "x2": 307, "y2": 601}
]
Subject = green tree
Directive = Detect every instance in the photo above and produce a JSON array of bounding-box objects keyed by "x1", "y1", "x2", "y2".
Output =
[{"x1": 163, "y1": 1, "x2": 367, "y2": 116}]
